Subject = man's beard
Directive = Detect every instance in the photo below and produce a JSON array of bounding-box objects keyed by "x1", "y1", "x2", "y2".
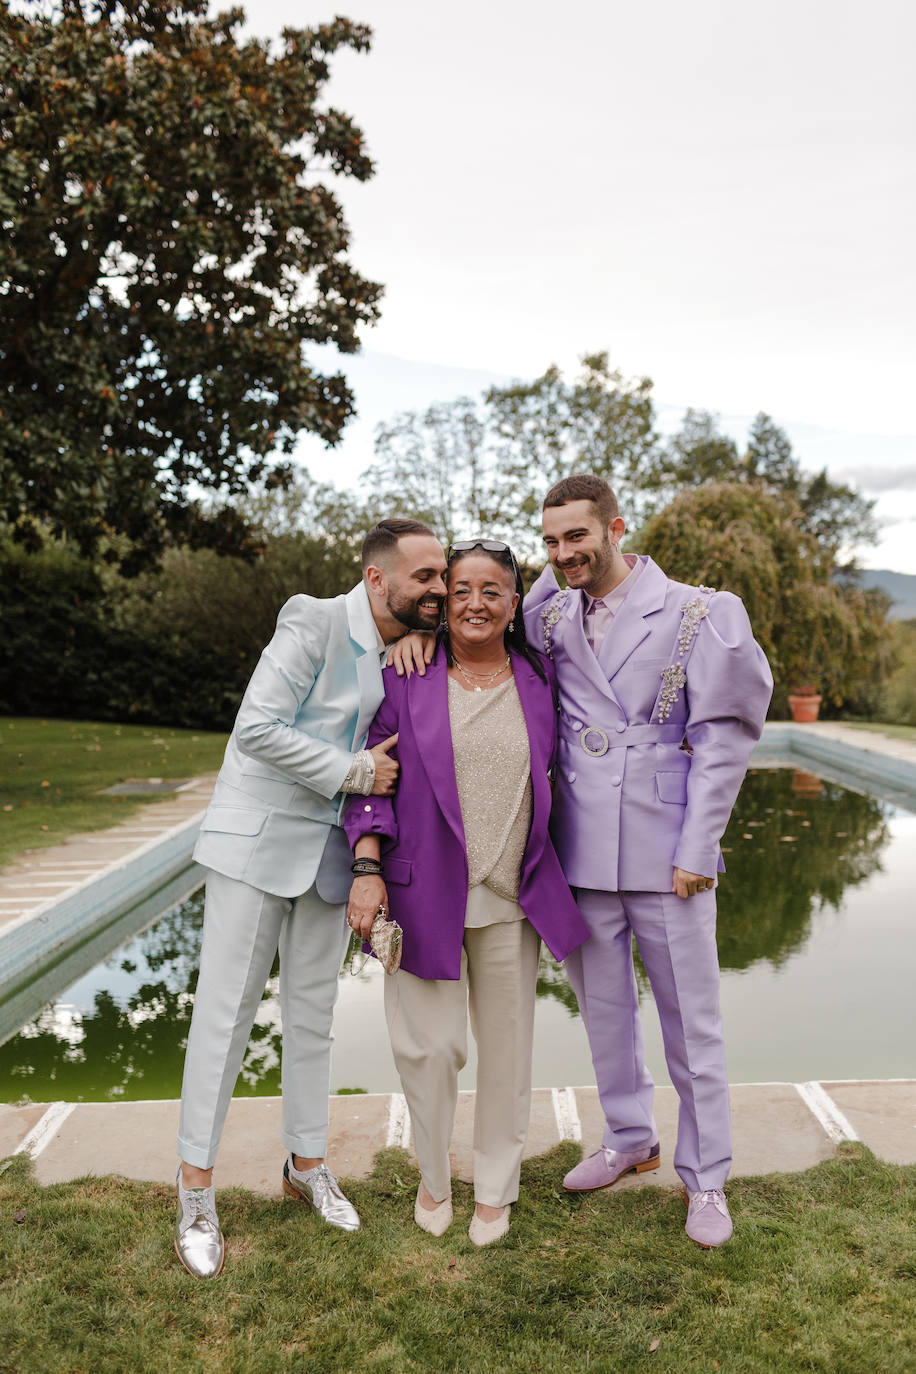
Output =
[
  {"x1": 386, "y1": 588, "x2": 442, "y2": 632},
  {"x1": 559, "y1": 533, "x2": 615, "y2": 592}
]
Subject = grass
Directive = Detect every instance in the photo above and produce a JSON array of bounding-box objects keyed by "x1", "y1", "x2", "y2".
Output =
[
  {"x1": 1, "y1": 1144, "x2": 914, "y2": 1373},
  {"x1": 838, "y1": 720, "x2": 916, "y2": 744},
  {"x1": 0, "y1": 717, "x2": 228, "y2": 869}
]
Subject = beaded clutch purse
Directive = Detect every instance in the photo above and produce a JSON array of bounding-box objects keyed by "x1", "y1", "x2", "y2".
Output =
[{"x1": 368, "y1": 906, "x2": 402, "y2": 975}]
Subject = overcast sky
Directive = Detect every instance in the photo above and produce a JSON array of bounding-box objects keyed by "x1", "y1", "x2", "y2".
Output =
[{"x1": 243, "y1": 0, "x2": 916, "y2": 572}]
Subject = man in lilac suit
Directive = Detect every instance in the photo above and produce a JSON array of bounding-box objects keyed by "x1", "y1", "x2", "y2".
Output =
[{"x1": 524, "y1": 474, "x2": 772, "y2": 1247}]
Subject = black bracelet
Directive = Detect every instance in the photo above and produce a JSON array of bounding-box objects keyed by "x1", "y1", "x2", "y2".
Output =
[{"x1": 351, "y1": 858, "x2": 384, "y2": 876}]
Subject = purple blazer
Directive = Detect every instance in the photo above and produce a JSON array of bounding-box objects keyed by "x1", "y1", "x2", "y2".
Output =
[
  {"x1": 524, "y1": 558, "x2": 773, "y2": 892},
  {"x1": 343, "y1": 646, "x2": 590, "y2": 980}
]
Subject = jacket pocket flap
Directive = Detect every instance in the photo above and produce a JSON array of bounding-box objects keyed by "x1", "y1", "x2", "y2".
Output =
[
  {"x1": 656, "y1": 771, "x2": 688, "y2": 804},
  {"x1": 385, "y1": 857, "x2": 412, "y2": 886},
  {"x1": 199, "y1": 806, "x2": 266, "y2": 837}
]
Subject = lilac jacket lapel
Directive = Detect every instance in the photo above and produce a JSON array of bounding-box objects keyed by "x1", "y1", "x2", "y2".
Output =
[
  {"x1": 557, "y1": 589, "x2": 623, "y2": 705},
  {"x1": 597, "y1": 556, "x2": 668, "y2": 684}
]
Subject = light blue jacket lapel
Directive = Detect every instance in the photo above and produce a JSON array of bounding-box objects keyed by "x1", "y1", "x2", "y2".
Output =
[{"x1": 346, "y1": 582, "x2": 385, "y2": 751}]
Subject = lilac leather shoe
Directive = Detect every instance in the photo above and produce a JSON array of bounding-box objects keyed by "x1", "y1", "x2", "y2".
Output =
[
  {"x1": 563, "y1": 1141, "x2": 660, "y2": 1192},
  {"x1": 685, "y1": 1189, "x2": 733, "y2": 1247}
]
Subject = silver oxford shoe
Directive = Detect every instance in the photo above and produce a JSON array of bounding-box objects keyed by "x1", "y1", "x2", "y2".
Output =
[
  {"x1": 282, "y1": 1157, "x2": 361, "y2": 1232},
  {"x1": 174, "y1": 1171, "x2": 225, "y2": 1279}
]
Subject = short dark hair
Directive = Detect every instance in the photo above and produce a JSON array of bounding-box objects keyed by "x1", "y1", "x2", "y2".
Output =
[
  {"x1": 361, "y1": 517, "x2": 435, "y2": 571},
  {"x1": 543, "y1": 475, "x2": 619, "y2": 525}
]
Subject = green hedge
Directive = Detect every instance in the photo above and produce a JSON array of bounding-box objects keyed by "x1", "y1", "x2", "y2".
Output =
[{"x1": 0, "y1": 533, "x2": 360, "y2": 729}]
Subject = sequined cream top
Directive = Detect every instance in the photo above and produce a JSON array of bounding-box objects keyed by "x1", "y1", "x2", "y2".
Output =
[{"x1": 447, "y1": 675, "x2": 533, "y2": 916}]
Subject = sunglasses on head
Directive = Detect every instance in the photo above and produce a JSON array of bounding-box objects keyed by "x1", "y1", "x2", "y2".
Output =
[{"x1": 447, "y1": 538, "x2": 519, "y2": 575}]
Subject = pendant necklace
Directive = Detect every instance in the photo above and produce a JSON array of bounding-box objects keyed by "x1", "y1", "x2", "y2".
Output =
[{"x1": 452, "y1": 655, "x2": 510, "y2": 692}]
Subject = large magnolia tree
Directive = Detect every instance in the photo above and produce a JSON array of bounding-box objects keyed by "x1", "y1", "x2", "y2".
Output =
[{"x1": 0, "y1": 0, "x2": 381, "y2": 569}]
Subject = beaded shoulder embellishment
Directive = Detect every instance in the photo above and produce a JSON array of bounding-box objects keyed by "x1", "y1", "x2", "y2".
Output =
[
  {"x1": 539, "y1": 590, "x2": 570, "y2": 658},
  {"x1": 655, "y1": 585, "x2": 716, "y2": 722}
]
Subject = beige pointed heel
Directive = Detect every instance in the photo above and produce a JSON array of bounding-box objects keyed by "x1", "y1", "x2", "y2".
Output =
[
  {"x1": 468, "y1": 1204, "x2": 511, "y2": 1246},
  {"x1": 414, "y1": 1189, "x2": 453, "y2": 1236}
]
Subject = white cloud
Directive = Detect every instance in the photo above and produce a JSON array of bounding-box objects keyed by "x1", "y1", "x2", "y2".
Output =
[{"x1": 838, "y1": 465, "x2": 916, "y2": 493}]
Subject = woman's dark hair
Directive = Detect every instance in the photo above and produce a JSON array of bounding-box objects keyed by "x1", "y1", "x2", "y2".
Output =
[{"x1": 443, "y1": 543, "x2": 547, "y2": 682}]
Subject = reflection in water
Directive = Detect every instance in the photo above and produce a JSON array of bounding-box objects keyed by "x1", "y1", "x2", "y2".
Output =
[
  {"x1": 535, "y1": 767, "x2": 890, "y2": 1011},
  {"x1": 715, "y1": 768, "x2": 889, "y2": 970},
  {"x1": 0, "y1": 770, "x2": 905, "y2": 1100}
]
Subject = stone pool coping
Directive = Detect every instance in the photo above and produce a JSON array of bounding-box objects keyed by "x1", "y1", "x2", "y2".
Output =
[
  {"x1": 1, "y1": 722, "x2": 914, "y2": 997},
  {"x1": 0, "y1": 774, "x2": 216, "y2": 994},
  {"x1": 4, "y1": 1080, "x2": 915, "y2": 1192}
]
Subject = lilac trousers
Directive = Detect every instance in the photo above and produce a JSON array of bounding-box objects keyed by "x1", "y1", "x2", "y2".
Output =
[{"x1": 565, "y1": 887, "x2": 731, "y2": 1193}]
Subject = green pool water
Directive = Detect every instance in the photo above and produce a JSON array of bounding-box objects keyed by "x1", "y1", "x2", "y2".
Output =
[{"x1": 1, "y1": 767, "x2": 913, "y2": 1102}]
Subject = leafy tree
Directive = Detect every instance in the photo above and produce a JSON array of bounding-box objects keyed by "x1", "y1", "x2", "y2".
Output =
[
  {"x1": 362, "y1": 353, "x2": 660, "y2": 554},
  {"x1": 878, "y1": 619, "x2": 916, "y2": 725},
  {"x1": 650, "y1": 410, "x2": 877, "y2": 562},
  {"x1": 363, "y1": 397, "x2": 498, "y2": 547},
  {"x1": 639, "y1": 481, "x2": 894, "y2": 713},
  {"x1": 0, "y1": 0, "x2": 381, "y2": 570},
  {"x1": 485, "y1": 352, "x2": 660, "y2": 543}
]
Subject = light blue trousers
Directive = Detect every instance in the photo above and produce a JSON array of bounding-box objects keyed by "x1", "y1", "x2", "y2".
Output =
[{"x1": 177, "y1": 869, "x2": 350, "y2": 1169}]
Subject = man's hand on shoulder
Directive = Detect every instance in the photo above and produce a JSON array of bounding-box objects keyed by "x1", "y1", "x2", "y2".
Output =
[
  {"x1": 672, "y1": 867, "x2": 716, "y2": 900},
  {"x1": 387, "y1": 633, "x2": 435, "y2": 677}
]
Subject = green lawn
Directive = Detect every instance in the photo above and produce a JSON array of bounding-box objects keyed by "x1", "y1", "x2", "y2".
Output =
[
  {"x1": 839, "y1": 720, "x2": 916, "y2": 743},
  {"x1": 0, "y1": 1144, "x2": 913, "y2": 1373},
  {"x1": 0, "y1": 717, "x2": 227, "y2": 869}
]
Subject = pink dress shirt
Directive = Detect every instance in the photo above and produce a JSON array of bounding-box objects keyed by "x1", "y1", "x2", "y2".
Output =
[{"x1": 583, "y1": 554, "x2": 642, "y2": 653}]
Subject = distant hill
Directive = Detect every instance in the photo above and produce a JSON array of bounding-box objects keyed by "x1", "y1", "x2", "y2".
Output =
[{"x1": 859, "y1": 569, "x2": 916, "y2": 621}]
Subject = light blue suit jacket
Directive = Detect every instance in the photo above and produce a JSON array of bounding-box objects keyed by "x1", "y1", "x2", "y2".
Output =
[{"x1": 193, "y1": 583, "x2": 384, "y2": 901}]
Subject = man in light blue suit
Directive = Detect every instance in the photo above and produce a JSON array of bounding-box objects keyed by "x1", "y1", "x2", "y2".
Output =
[{"x1": 174, "y1": 518, "x2": 447, "y2": 1278}]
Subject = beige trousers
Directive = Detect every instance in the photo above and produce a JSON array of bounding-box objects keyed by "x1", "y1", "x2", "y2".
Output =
[{"x1": 384, "y1": 914, "x2": 540, "y2": 1207}]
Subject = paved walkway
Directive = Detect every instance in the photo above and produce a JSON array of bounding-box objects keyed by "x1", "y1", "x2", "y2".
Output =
[
  {"x1": 0, "y1": 774, "x2": 217, "y2": 933},
  {"x1": 4, "y1": 1080, "x2": 915, "y2": 1191}
]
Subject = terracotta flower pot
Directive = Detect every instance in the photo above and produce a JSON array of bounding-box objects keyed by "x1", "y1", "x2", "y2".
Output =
[{"x1": 788, "y1": 693, "x2": 822, "y2": 723}]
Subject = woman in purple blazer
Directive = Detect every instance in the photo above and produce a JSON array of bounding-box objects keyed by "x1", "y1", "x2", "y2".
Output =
[{"x1": 344, "y1": 540, "x2": 589, "y2": 1246}]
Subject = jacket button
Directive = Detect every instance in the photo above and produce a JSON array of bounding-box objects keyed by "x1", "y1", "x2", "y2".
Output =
[
  {"x1": 363, "y1": 804, "x2": 372, "y2": 812},
  {"x1": 570, "y1": 720, "x2": 582, "y2": 731},
  {"x1": 611, "y1": 775, "x2": 622, "y2": 787},
  {"x1": 616, "y1": 723, "x2": 626, "y2": 733},
  {"x1": 568, "y1": 772, "x2": 577, "y2": 783}
]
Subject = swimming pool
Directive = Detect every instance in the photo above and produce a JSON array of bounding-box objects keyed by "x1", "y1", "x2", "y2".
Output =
[{"x1": 1, "y1": 767, "x2": 913, "y2": 1101}]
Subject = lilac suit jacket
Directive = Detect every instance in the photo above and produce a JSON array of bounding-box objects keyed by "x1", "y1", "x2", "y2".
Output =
[
  {"x1": 343, "y1": 647, "x2": 590, "y2": 980},
  {"x1": 524, "y1": 557, "x2": 773, "y2": 893}
]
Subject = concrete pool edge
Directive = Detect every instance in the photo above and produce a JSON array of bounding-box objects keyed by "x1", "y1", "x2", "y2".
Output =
[
  {"x1": 3, "y1": 1080, "x2": 915, "y2": 1194},
  {"x1": 752, "y1": 721, "x2": 916, "y2": 799},
  {"x1": 0, "y1": 811, "x2": 207, "y2": 995}
]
